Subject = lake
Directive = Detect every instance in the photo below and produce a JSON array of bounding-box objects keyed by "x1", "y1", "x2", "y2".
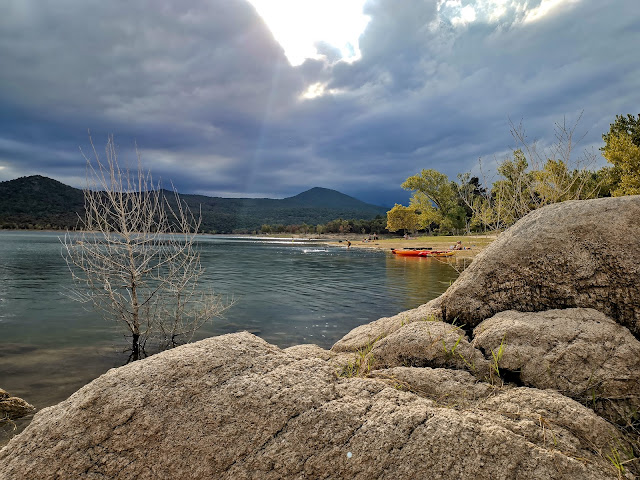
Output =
[{"x1": 0, "y1": 231, "x2": 459, "y2": 440}]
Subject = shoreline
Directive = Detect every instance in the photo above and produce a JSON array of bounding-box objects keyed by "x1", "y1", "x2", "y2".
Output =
[
  {"x1": 320, "y1": 234, "x2": 497, "y2": 258},
  {"x1": 0, "y1": 229, "x2": 497, "y2": 258}
]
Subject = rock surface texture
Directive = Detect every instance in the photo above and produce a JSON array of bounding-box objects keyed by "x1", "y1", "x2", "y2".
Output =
[
  {"x1": 472, "y1": 308, "x2": 640, "y2": 425},
  {"x1": 331, "y1": 301, "x2": 442, "y2": 353},
  {"x1": 0, "y1": 333, "x2": 632, "y2": 479},
  {"x1": 437, "y1": 196, "x2": 640, "y2": 337},
  {"x1": 366, "y1": 321, "x2": 490, "y2": 378}
]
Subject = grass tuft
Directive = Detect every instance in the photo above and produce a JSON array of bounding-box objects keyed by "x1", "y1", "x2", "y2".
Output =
[{"x1": 337, "y1": 335, "x2": 383, "y2": 378}]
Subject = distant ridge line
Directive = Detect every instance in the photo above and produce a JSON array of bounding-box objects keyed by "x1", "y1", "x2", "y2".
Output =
[{"x1": 0, "y1": 176, "x2": 387, "y2": 232}]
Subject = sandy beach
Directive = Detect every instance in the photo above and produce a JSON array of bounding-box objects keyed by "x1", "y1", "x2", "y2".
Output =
[{"x1": 322, "y1": 234, "x2": 497, "y2": 258}]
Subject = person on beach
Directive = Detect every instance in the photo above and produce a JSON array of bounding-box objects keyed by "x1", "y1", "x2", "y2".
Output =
[
  {"x1": 453, "y1": 240, "x2": 463, "y2": 250},
  {"x1": 347, "y1": 240, "x2": 351, "y2": 248}
]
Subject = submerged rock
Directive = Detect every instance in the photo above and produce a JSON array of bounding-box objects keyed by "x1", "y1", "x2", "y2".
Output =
[
  {"x1": 437, "y1": 196, "x2": 640, "y2": 337},
  {"x1": 0, "y1": 332, "x2": 630, "y2": 479}
]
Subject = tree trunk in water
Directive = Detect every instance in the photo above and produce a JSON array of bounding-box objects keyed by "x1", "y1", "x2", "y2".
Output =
[{"x1": 129, "y1": 333, "x2": 140, "y2": 363}]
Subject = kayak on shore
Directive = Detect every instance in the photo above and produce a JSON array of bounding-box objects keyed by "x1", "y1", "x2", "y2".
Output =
[{"x1": 391, "y1": 248, "x2": 455, "y2": 257}]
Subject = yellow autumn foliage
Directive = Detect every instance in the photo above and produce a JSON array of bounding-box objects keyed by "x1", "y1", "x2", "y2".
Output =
[
  {"x1": 386, "y1": 204, "x2": 420, "y2": 233},
  {"x1": 602, "y1": 133, "x2": 640, "y2": 196}
]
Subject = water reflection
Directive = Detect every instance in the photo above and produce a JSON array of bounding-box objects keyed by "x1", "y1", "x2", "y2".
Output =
[
  {"x1": 385, "y1": 254, "x2": 459, "y2": 311},
  {"x1": 1, "y1": 231, "x2": 462, "y2": 444}
]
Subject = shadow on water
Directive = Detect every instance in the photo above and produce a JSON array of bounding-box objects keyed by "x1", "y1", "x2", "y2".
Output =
[{"x1": 0, "y1": 343, "x2": 125, "y2": 446}]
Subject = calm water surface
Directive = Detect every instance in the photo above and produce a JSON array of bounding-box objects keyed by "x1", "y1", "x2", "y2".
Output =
[{"x1": 0, "y1": 231, "x2": 459, "y2": 439}]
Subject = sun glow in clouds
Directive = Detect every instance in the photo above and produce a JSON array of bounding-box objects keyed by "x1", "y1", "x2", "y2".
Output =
[
  {"x1": 248, "y1": 0, "x2": 370, "y2": 66},
  {"x1": 523, "y1": 0, "x2": 582, "y2": 23},
  {"x1": 452, "y1": 4, "x2": 477, "y2": 26},
  {"x1": 301, "y1": 82, "x2": 326, "y2": 99}
]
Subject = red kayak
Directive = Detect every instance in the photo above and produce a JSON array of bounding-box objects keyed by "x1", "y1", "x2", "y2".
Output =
[{"x1": 391, "y1": 248, "x2": 454, "y2": 257}]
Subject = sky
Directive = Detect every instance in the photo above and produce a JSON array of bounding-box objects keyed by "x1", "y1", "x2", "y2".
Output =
[{"x1": 0, "y1": 0, "x2": 638, "y2": 207}]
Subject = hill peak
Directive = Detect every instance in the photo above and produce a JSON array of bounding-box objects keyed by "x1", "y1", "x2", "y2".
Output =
[
  {"x1": 1, "y1": 175, "x2": 81, "y2": 193},
  {"x1": 284, "y1": 187, "x2": 376, "y2": 208}
]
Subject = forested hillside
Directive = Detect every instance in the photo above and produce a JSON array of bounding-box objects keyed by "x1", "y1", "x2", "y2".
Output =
[
  {"x1": 0, "y1": 175, "x2": 84, "y2": 229},
  {"x1": 0, "y1": 176, "x2": 386, "y2": 232}
]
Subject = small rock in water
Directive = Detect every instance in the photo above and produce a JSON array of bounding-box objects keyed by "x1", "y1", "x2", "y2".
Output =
[{"x1": 0, "y1": 388, "x2": 36, "y2": 421}]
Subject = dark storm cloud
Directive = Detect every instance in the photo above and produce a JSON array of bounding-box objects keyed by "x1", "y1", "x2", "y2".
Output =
[
  {"x1": 281, "y1": 0, "x2": 639, "y2": 205},
  {"x1": 0, "y1": 0, "x2": 306, "y2": 187},
  {"x1": 0, "y1": 0, "x2": 638, "y2": 207}
]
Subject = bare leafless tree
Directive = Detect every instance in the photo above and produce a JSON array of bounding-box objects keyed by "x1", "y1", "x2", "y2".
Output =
[
  {"x1": 460, "y1": 114, "x2": 606, "y2": 231},
  {"x1": 62, "y1": 135, "x2": 230, "y2": 361}
]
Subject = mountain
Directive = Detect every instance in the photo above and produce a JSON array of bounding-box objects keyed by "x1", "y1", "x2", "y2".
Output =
[
  {"x1": 282, "y1": 187, "x2": 379, "y2": 210},
  {"x1": 0, "y1": 175, "x2": 84, "y2": 229},
  {"x1": 0, "y1": 176, "x2": 387, "y2": 232}
]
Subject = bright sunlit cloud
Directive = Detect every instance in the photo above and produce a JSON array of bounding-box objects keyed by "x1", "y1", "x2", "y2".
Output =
[
  {"x1": 300, "y1": 82, "x2": 344, "y2": 99},
  {"x1": 524, "y1": 0, "x2": 582, "y2": 23},
  {"x1": 248, "y1": 0, "x2": 370, "y2": 66},
  {"x1": 301, "y1": 82, "x2": 326, "y2": 99},
  {"x1": 451, "y1": 4, "x2": 477, "y2": 26}
]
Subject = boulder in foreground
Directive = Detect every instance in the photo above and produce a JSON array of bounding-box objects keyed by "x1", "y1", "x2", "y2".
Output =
[
  {"x1": 438, "y1": 196, "x2": 640, "y2": 337},
  {"x1": 366, "y1": 320, "x2": 491, "y2": 379},
  {"x1": 0, "y1": 333, "x2": 632, "y2": 479}
]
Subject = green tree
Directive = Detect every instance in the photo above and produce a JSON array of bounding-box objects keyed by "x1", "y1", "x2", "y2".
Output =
[
  {"x1": 602, "y1": 113, "x2": 640, "y2": 147},
  {"x1": 386, "y1": 204, "x2": 420, "y2": 234},
  {"x1": 463, "y1": 116, "x2": 604, "y2": 231},
  {"x1": 402, "y1": 169, "x2": 465, "y2": 234},
  {"x1": 601, "y1": 114, "x2": 640, "y2": 196},
  {"x1": 457, "y1": 173, "x2": 487, "y2": 232}
]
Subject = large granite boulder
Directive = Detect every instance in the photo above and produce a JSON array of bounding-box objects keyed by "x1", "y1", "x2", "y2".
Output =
[
  {"x1": 371, "y1": 366, "x2": 631, "y2": 465},
  {"x1": 0, "y1": 332, "x2": 631, "y2": 480},
  {"x1": 332, "y1": 196, "x2": 640, "y2": 354},
  {"x1": 472, "y1": 308, "x2": 640, "y2": 425},
  {"x1": 437, "y1": 196, "x2": 640, "y2": 337}
]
